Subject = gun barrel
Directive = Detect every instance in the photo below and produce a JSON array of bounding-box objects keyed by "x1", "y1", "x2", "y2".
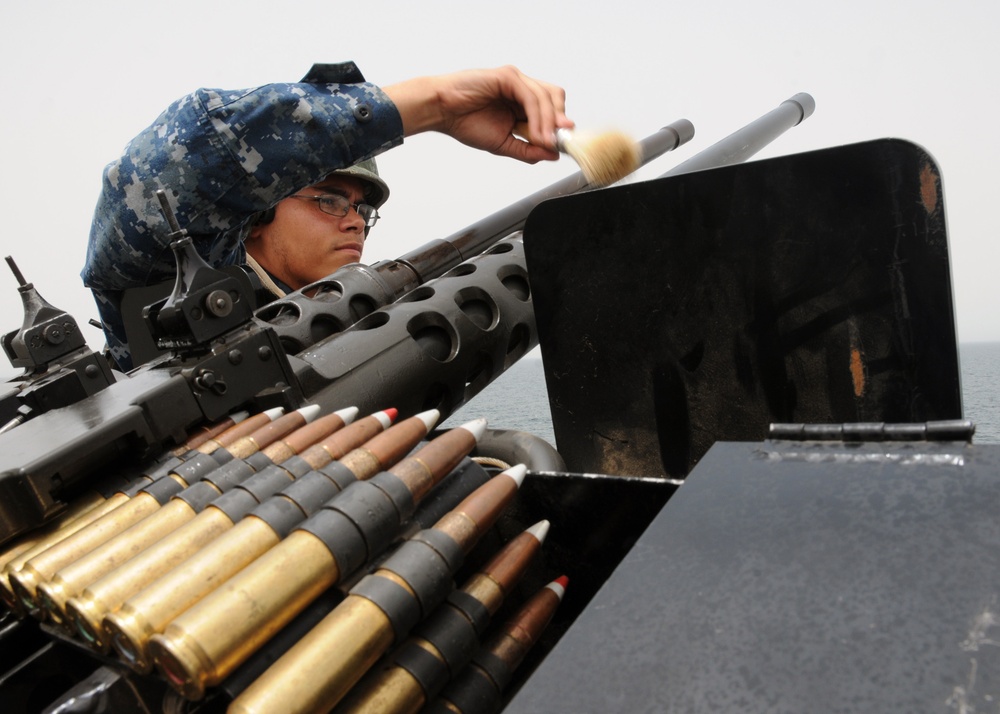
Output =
[
  {"x1": 662, "y1": 93, "x2": 815, "y2": 177},
  {"x1": 392, "y1": 119, "x2": 695, "y2": 287}
]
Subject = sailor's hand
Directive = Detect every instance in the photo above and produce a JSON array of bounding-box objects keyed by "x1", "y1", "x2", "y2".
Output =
[{"x1": 384, "y1": 66, "x2": 573, "y2": 163}]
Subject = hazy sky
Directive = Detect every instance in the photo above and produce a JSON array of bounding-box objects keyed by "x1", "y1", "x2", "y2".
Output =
[{"x1": 0, "y1": 0, "x2": 996, "y2": 386}]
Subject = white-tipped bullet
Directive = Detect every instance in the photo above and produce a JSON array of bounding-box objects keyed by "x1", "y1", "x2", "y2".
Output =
[
  {"x1": 416, "y1": 409, "x2": 441, "y2": 433},
  {"x1": 526, "y1": 519, "x2": 550, "y2": 544},
  {"x1": 296, "y1": 404, "x2": 322, "y2": 423},
  {"x1": 502, "y1": 463, "x2": 527, "y2": 488},
  {"x1": 333, "y1": 406, "x2": 359, "y2": 425},
  {"x1": 460, "y1": 417, "x2": 489, "y2": 443},
  {"x1": 262, "y1": 407, "x2": 285, "y2": 421}
]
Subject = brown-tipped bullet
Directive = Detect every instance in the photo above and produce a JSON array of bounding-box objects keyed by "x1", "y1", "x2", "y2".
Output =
[
  {"x1": 222, "y1": 405, "x2": 321, "y2": 460},
  {"x1": 149, "y1": 418, "x2": 485, "y2": 702},
  {"x1": 171, "y1": 409, "x2": 250, "y2": 455},
  {"x1": 103, "y1": 409, "x2": 412, "y2": 675},
  {"x1": 428, "y1": 576, "x2": 568, "y2": 714},
  {"x1": 431, "y1": 462, "x2": 526, "y2": 553},
  {"x1": 193, "y1": 407, "x2": 284, "y2": 455},
  {"x1": 339, "y1": 516, "x2": 548, "y2": 714},
  {"x1": 35, "y1": 407, "x2": 327, "y2": 627},
  {"x1": 261, "y1": 407, "x2": 358, "y2": 464},
  {"x1": 5, "y1": 408, "x2": 287, "y2": 616},
  {"x1": 293, "y1": 407, "x2": 400, "y2": 472},
  {"x1": 226, "y1": 460, "x2": 523, "y2": 714}
]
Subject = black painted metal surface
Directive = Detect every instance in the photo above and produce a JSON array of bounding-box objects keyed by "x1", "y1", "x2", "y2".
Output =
[
  {"x1": 506, "y1": 439, "x2": 1000, "y2": 713},
  {"x1": 525, "y1": 139, "x2": 962, "y2": 478}
]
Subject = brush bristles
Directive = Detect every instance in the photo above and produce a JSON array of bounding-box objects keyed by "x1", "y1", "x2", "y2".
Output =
[{"x1": 559, "y1": 129, "x2": 641, "y2": 187}]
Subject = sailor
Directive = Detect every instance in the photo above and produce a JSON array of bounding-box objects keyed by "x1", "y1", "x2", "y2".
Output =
[{"x1": 81, "y1": 63, "x2": 572, "y2": 371}]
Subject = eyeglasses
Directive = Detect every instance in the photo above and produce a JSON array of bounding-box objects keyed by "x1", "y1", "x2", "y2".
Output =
[{"x1": 289, "y1": 194, "x2": 380, "y2": 228}]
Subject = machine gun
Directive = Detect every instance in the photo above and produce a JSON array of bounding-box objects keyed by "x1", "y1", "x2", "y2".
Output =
[
  {"x1": 0, "y1": 118, "x2": 687, "y2": 542},
  {"x1": 0, "y1": 95, "x2": 812, "y2": 544}
]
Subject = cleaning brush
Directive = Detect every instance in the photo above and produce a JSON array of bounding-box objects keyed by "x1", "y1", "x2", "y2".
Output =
[
  {"x1": 554, "y1": 127, "x2": 641, "y2": 187},
  {"x1": 514, "y1": 123, "x2": 641, "y2": 187}
]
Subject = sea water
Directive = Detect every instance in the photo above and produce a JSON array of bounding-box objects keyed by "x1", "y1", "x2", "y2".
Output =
[
  {"x1": 960, "y1": 342, "x2": 1000, "y2": 444},
  {"x1": 445, "y1": 343, "x2": 1000, "y2": 447}
]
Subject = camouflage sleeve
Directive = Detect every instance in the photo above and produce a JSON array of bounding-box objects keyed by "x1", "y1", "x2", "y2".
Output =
[{"x1": 81, "y1": 66, "x2": 403, "y2": 370}]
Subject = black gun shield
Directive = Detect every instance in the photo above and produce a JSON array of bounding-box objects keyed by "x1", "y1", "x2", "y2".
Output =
[{"x1": 524, "y1": 139, "x2": 961, "y2": 478}]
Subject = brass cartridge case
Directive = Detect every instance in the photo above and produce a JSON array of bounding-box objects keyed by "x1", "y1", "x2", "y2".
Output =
[
  {"x1": 1, "y1": 410, "x2": 275, "y2": 616},
  {"x1": 8, "y1": 491, "x2": 165, "y2": 614},
  {"x1": 149, "y1": 530, "x2": 340, "y2": 700},
  {"x1": 228, "y1": 596, "x2": 397, "y2": 714},
  {"x1": 0, "y1": 540, "x2": 38, "y2": 616},
  {"x1": 68, "y1": 505, "x2": 235, "y2": 651},
  {"x1": 0, "y1": 539, "x2": 38, "y2": 578},
  {"x1": 337, "y1": 447, "x2": 384, "y2": 480},
  {"x1": 73, "y1": 411, "x2": 353, "y2": 651},
  {"x1": 37, "y1": 498, "x2": 200, "y2": 627},
  {"x1": 50, "y1": 408, "x2": 334, "y2": 632},
  {"x1": 0, "y1": 490, "x2": 107, "y2": 613},
  {"x1": 104, "y1": 412, "x2": 395, "y2": 671},
  {"x1": 461, "y1": 573, "x2": 506, "y2": 614},
  {"x1": 104, "y1": 515, "x2": 282, "y2": 674},
  {"x1": 343, "y1": 654, "x2": 429, "y2": 714},
  {"x1": 2, "y1": 490, "x2": 129, "y2": 602}
]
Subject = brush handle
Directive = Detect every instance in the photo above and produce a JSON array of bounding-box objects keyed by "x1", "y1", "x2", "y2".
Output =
[{"x1": 511, "y1": 122, "x2": 562, "y2": 152}]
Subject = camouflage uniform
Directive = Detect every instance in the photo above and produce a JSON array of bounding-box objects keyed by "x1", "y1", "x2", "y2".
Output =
[{"x1": 81, "y1": 62, "x2": 403, "y2": 371}]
